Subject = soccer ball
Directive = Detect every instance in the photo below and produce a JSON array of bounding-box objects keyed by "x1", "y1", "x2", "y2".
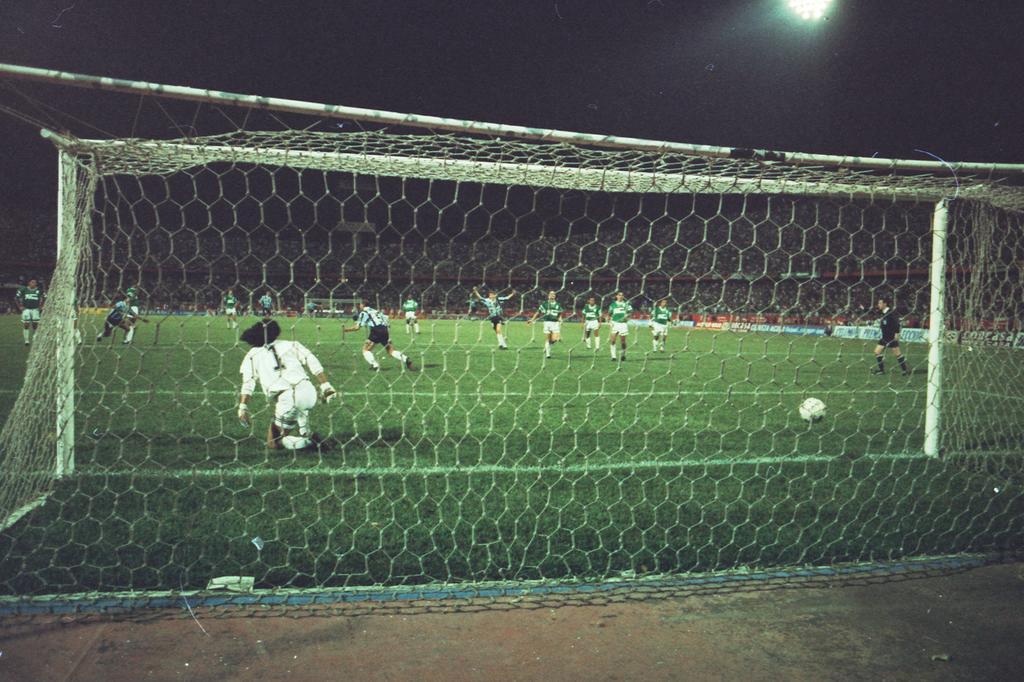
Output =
[{"x1": 799, "y1": 398, "x2": 827, "y2": 423}]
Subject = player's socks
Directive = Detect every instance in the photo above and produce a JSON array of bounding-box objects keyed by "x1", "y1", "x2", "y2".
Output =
[
  {"x1": 594, "y1": 337, "x2": 600, "y2": 350},
  {"x1": 74, "y1": 329, "x2": 82, "y2": 345},
  {"x1": 610, "y1": 346, "x2": 617, "y2": 360},
  {"x1": 544, "y1": 341, "x2": 551, "y2": 358},
  {"x1": 23, "y1": 329, "x2": 30, "y2": 344},
  {"x1": 585, "y1": 337, "x2": 591, "y2": 349},
  {"x1": 873, "y1": 355, "x2": 885, "y2": 374},
  {"x1": 897, "y1": 356, "x2": 909, "y2": 374},
  {"x1": 496, "y1": 333, "x2": 507, "y2": 349},
  {"x1": 124, "y1": 327, "x2": 135, "y2": 344},
  {"x1": 391, "y1": 350, "x2": 407, "y2": 363},
  {"x1": 281, "y1": 435, "x2": 313, "y2": 450},
  {"x1": 414, "y1": 323, "x2": 420, "y2": 334},
  {"x1": 362, "y1": 350, "x2": 380, "y2": 369}
]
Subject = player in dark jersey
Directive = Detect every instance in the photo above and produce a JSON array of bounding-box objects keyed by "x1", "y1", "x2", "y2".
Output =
[{"x1": 872, "y1": 296, "x2": 910, "y2": 376}]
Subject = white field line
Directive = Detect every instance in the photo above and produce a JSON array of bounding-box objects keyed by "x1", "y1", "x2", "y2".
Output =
[
  {"x1": 0, "y1": 387, "x2": 922, "y2": 398},
  {"x1": 74, "y1": 451, "x2": 931, "y2": 479},
  {"x1": 0, "y1": 494, "x2": 50, "y2": 533}
]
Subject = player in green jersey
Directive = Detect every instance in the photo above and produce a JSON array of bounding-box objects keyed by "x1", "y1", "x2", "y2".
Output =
[
  {"x1": 224, "y1": 290, "x2": 239, "y2": 329},
  {"x1": 472, "y1": 286, "x2": 516, "y2": 349},
  {"x1": 15, "y1": 279, "x2": 43, "y2": 346},
  {"x1": 606, "y1": 292, "x2": 633, "y2": 361},
  {"x1": 527, "y1": 291, "x2": 563, "y2": 358},
  {"x1": 650, "y1": 299, "x2": 672, "y2": 352},
  {"x1": 581, "y1": 296, "x2": 601, "y2": 350},
  {"x1": 402, "y1": 296, "x2": 420, "y2": 334}
]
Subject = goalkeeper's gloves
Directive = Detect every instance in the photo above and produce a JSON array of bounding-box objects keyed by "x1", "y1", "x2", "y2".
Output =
[
  {"x1": 320, "y1": 381, "x2": 337, "y2": 403},
  {"x1": 238, "y1": 403, "x2": 251, "y2": 427}
]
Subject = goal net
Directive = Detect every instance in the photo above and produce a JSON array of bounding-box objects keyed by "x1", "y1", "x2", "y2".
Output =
[{"x1": 1, "y1": 70, "x2": 1023, "y2": 602}]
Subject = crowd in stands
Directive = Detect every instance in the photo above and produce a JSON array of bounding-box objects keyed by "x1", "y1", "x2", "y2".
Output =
[{"x1": 6, "y1": 194, "x2": 1017, "y2": 328}]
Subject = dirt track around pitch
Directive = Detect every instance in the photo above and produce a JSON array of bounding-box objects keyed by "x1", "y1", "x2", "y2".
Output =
[{"x1": 1, "y1": 562, "x2": 1021, "y2": 681}]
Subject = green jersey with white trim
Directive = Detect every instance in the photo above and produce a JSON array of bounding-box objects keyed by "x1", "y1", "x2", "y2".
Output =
[
  {"x1": 537, "y1": 301, "x2": 562, "y2": 322},
  {"x1": 609, "y1": 300, "x2": 632, "y2": 323},
  {"x1": 15, "y1": 286, "x2": 43, "y2": 310},
  {"x1": 582, "y1": 304, "x2": 600, "y2": 321},
  {"x1": 402, "y1": 299, "x2": 418, "y2": 313},
  {"x1": 224, "y1": 294, "x2": 237, "y2": 309},
  {"x1": 653, "y1": 306, "x2": 671, "y2": 324}
]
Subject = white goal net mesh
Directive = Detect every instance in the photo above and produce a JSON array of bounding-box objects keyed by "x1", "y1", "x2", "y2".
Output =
[{"x1": 1, "y1": 118, "x2": 1022, "y2": 599}]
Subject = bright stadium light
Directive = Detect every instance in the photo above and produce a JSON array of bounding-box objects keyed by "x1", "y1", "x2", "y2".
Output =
[{"x1": 787, "y1": 0, "x2": 832, "y2": 21}]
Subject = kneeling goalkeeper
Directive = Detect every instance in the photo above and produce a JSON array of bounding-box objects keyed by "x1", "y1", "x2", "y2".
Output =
[{"x1": 237, "y1": 320, "x2": 337, "y2": 451}]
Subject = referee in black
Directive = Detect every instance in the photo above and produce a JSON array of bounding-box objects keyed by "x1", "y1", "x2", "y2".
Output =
[{"x1": 872, "y1": 296, "x2": 910, "y2": 376}]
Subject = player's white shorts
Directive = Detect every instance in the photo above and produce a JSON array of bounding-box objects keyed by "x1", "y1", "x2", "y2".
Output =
[
  {"x1": 21, "y1": 309, "x2": 40, "y2": 323},
  {"x1": 651, "y1": 322, "x2": 668, "y2": 336},
  {"x1": 543, "y1": 321, "x2": 561, "y2": 335},
  {"x1": 405, "y1": 311, "x2": 416, "y2": 321},
  {"x1": 272, "y1": 380, "x2": 318, "y2": 431},
  {"x1": 584, "y1": 320, "x2": 600, "y2": 332},
  {"x1": 611, "y1": 321, "x2": 629, "y2": 336},
  {"x1": 225, "y1": 307, "x2": 236, "y2": 316}
]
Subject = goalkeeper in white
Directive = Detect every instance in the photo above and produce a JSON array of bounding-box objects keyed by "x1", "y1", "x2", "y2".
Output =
[{"x1": 237, "y1": 320, "x2": 337, "y2": 451}]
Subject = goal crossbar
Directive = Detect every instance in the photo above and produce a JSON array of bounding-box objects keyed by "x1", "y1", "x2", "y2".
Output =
[{"x1": 38, "y1": 133, "x2": 1020, "y2": 207}]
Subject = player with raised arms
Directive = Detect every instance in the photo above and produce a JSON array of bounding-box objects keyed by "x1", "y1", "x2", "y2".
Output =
[
  {"x1": 650, "y1": 299, "x2": 671, "y2": 352},
  {"x1": 607, "y1": 291, "x2": 633, "y2": 362},
  {"x1": 402, "y1": 295, "x2": 421, "y2": 334},
  {"x1": 224, "y1": 289, "x2": 239, "y2": 329},
  {"x1": 343, "y1": 300, "x2": 414, "y2": 371},
  {"x1": 472, "y1": 286, "x2": 516, "y2": 350},
  {"x1": 581, "y1": 296, "x2": 601, "y2": 350},
  {"x1": 14, "y1": 278, "x2": 43, "y2": 346},
  {"x1": 872, "y1": 295, "x2": 910, "y2": 376},
  {"x1": 237, "y1": 319, "x2": 336, "y2": 451},
  {"x1": 527, "y1": 290, "x2": 563, "y2": 359}
]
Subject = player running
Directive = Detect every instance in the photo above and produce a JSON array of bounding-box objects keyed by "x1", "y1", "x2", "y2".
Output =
[
  {"x1": 14, "y1": 279, "x2": 43, "y2": 346},
  {"x1": 121, "y1": 287, "x2": 145, "y2": 345},
  {"x1": 872, "y1": 296, "x2": 910, "y2": 376},
  {"x1": 402, "y1": 296, "x2": 421, "y2": 334},
  {"x1": 607, "y1": 292, "x2": 633, "y2": 362},
  {"x1": 342, "y1": 301, "x2": 414, "y2": 371},
  {"x1": 237, "y1": 319, "x2": 336, "y2": 451},
  {"x1": 472, "y1": 286, "x2": 516, "y2": 350},
  {"x1": 527, "y1": 290, "x2": 563, "y2": 359},
  {"x1": 581, "y1": 296, "x2": 601, "y2": 350},
  {"x1": 650, "y1": 299, "x2": 671, "y2": 352},
  {"x1": 224, "y1": 290, "x2": 239, "y2": 329}
]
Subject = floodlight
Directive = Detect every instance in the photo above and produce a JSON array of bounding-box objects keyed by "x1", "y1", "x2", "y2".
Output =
[{"x1": 787, "y1": 0, "x2": 832, "y2": 21}]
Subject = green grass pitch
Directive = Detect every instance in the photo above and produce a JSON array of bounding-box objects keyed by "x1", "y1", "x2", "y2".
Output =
[{"x1": 1, "y1": 313, "x2": 1021, "y2": 595}]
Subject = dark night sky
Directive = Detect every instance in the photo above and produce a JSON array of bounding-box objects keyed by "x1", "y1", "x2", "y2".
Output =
[{"x1": 1, "y1": 0, "x2": 1023, "y2": 206}]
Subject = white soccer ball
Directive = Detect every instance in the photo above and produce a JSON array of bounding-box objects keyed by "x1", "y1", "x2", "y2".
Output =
[{"x1": 799, "y1": 398, "x2": 827, "y2": 423}]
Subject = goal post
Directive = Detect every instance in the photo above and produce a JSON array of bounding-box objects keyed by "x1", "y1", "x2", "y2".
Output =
[
  {"x1": 55, "y1": 149, "x2": 78, "y2": 478},
  {"x1": 924, "y1": 199, "x2": 949, "y2": 458}
]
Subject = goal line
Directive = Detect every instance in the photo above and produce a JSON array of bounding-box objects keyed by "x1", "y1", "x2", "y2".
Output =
[{"x1": 73, "y1": 451, "x2": 932, "y2": 480}]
